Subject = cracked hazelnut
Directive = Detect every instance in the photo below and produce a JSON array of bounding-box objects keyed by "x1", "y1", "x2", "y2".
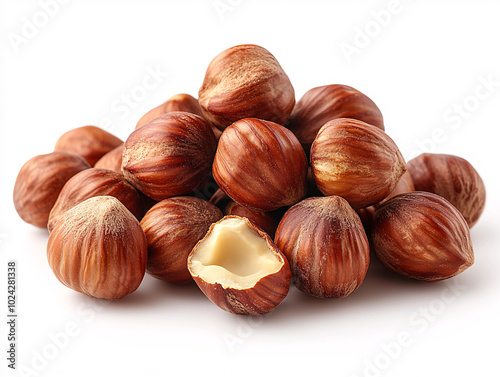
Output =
[{"x1": 188, "y1": 216, "x2": 291, "y2": 315}]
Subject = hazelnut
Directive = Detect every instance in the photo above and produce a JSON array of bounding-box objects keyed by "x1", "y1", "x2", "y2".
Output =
[
  {"x1": 407, "y1": 153, "x2": 486, "y2": 227},
  {"x1": 94, "y1": 144, "x2": 124, "y2": 173},
  {"x1": 187, "y1": 216, "x2": 291, "y2": 315},
  {"x1": 122, "y1": 111, "x2": 217, "y2": 201},
  {"x1": 213, "y1": 118, "x2": 308, "y2": 211},
  {"x1": 286, "y1": 84, "x2": 384, "y2": 155},
  {"x1": 210, "y1": 189, "x2": 282, "y2": 238},
  {"x1": 198, "y1": 44, "x2": 295, "y2": 130},
  {"x1": 47, "y1": 196, "x2": 147, "y2": 300},
  {"x1": 311, "y1": 118, "x2": 406, "y2": 209},
  {"x1": 13, "y1": 152, "x2": 90, "y2": 228},
  {"x1": 275, "y1": 196, "x2": 370, "y2": 298},
  {"x1": 48, "y1": 168, "x2": 143, "y2": 232},
  {"x1": 140, "y1": 197, "x2": 223, "y2": 283},
  {"x1": 371, "y1": 191, "x2": 474, "y2": 281},
  {"x1": 54, "y1": 125, "x2": 123, "y2": 166}
]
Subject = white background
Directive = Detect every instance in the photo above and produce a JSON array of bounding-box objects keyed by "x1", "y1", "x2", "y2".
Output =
[{"x1": 1, "y1": 1, "x2": 499, "y2": 376}]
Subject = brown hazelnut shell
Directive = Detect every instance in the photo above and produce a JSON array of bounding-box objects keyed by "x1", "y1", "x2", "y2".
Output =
[
  {"x1": 122, "y1": 111, "x2": 217, "y2": 201},
  {"x1": 47, "y1": 196, "x2": 147, "y2": 300},
  {"x1": 140, "y1": 197, "x2": 223, "y2": 283},
  {"x1": 199, "y1": 44, "x2": 295, "y2": 130},
  {"x1": 371, "y1": 191, "x2": 474, "y2": 281},
  {"x1": 275, "y1": 196, "x2": 370, "y2": 298},
  {"x1": 13, "y1": 152, "x2": 90, "y2": 228},
  {"x1": 407, "y1": 153, "x2": 486, "y2": 227},
  {"x1": 213, "y1": 118, "x2": 307, "y2": 211},
  {"x1": 311, "y1": 118, "x2": 406, "y2": 209}
]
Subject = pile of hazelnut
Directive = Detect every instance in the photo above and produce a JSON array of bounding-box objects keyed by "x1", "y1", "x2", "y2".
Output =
[{"x1": 13, "y1": 44, "x2": 486, "y2": 316}]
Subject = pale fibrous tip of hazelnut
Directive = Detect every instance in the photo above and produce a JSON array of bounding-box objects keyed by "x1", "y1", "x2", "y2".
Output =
[{"x1": 55, "y1": 196, "x2": 134, "y2": 237}]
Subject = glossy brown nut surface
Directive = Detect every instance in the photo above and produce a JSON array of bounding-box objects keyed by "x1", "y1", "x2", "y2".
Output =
[
  {"x1": 371, "y1": 191, "x2": 474, "y2": 281},
  {"x1": 407, "y1": 153, "x2": 486, "y2": 227},
  {"x1": 13, "y1": 152, "x2": 90, "y2": 228},
  {"x1": 48, "y1": 168, "x2": 143, "y2": 232},
  {"x1": 275, "y1": 196, "x2": 370, "y2": 298},
  {"x1": 47, "y1": 196, "x2": 147, "y2": 300},
  {"x1": 54, "y1": 125, "x2": 123, "y2": 166},
  {"x1": 94, "y1": 144, "x2": 124, "y2": 173},
  {"x1": 213, "y1": 118, "x2": 307, "y2": 212},
  {"x1": 199, "y1": 44, "x2": 295, "y2": 130},
  {"x1": 311, "y1": 118, "x2": 406, "y2": 209},
  {"x1": 122, "y1": 111, "x2": 217, "y2": 201},
  {"x1": 140, "y1": 196, "x2": 223, "y2": 283},
  {"x1": 286, "y1": 84, "x2": 384, "y2": 155}
]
